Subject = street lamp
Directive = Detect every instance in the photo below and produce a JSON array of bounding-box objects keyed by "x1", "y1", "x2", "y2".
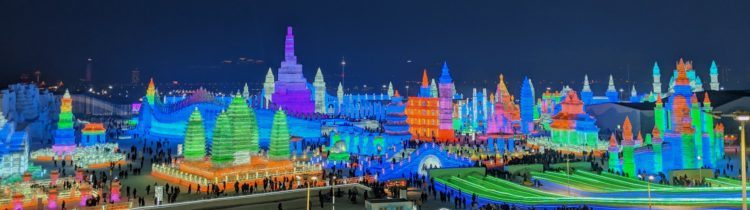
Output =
[
  {"x1": 705, "y1": 110, "x2": 749, "y2": 210},
  {"x1": 566, "y1": 157, "x2": 571, "y2": 196},
  {"x1": 638, "y1": 174, "x2": 654, "y2": 209},
  {"x1": 697, "y1": 156, "x2": 703, "y2": 185},
  {"x1": 648, "y1": 175, "x2": 654, "y2": 209},
  {"x1": 297, "y1": 175, "x2": 318, "y2": 210},
  {"x1": 735, "y1": 111, "x2": 750, "y2": 210},
  {"x1": 332, "y1": 176, "x2": 337, "y2": 210}
]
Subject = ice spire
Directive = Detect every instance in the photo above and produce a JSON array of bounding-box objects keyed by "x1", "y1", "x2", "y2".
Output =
[
  {"x1": 337, "y1": 82, "x2": 344, "y2": 112},
  {"x1": 430, "y1": 78, "x2": 438, "y2": 98},
  {"x1": 582, "y1": 74, "x2": 591, "y2": 92},
  {"x1": 439, "y1": 61, "x2": 453, "y2": 83},
  {"x1": 387, "y1": 82, "x2": 394, "y2": 97},
  {"x1": 263, "y1": 68, "x2": 275, "y2": 104},
  {"x1": 703, "y1": 92, "x2": 711, "y2": 105},
  {"x1": 652, "y1": 62, "x2": 662, "y2": 94},
  {"x1": 623, "y1": 116, "x2": 633, "y2": 141},
  {"x1": 284, "y1": 26, "x2": 296, "y2": 62},
  {"x1": 242, "y1": 83, "x2": 249, "y2": 99},
  {"x1": 314, "y1": 67, "x2": 326, "y2": 114},
  {"x1": 675, "y1": 58, "x2": 690, "y2": 85},
  {"x1": 520, "y1": 77, "x2": 534, "y2": 134},
  {"x1": 710, "y1": 60, "x2": 720, "y2": 91},
  {"x1": 529, "y1": 78, "x2": 536, "y2": 100},
  {"x1": 146, "y1": 78, "x2": 156, "y2": 104},
  {"x1": 607, "y1": 74, "x2": 616, "y2": 92}
]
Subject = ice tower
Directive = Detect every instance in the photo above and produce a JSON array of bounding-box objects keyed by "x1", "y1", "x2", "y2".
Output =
[
  {"x1": 490, "y1": 74, "x2": 519, "y2": 134},
  {"x1": 608, "y1": 134, "x2": 621, "y2": 173},
  {"x1": 384, "y1": 90, "x2": 411, "y2": 144},
  {"x1": 269, "y1": 109, "x2": 291, "y2": 160},
  {"x1": 709, "y1": 61, "x2": 720, "y2": 91},
  {"x1": 387, "y1": 82, "x2": 394, "y2": 98},
  {"x1": 272, "y1": 26, "x2": 315, "y2": 114},
  {"x1": 520, "y1": 77, "x2": 534, "y2": 134},
  {"x1": 314, "y1": 68, "x2": 327, "y2": 114},
  {"x1": 437, "y1": 62, "x2": 455, "y2": 140},
  {"x1": 211, "y1": 111, "x2": 234, "y2": 167},
  {"x1": 419, "y1": 69, "x2": 431, "y2": 97},
  {"x1": 581, "y1": 75, "x2": 593, "y2": 105},
  {"x1": 621, "y1": 117, "x2": 636, "y2": 177},
  {"x1": 227, "y1": 93, "x2": 259, "y2": 164},
  {"x1": 652, "y1": 62, "x2": 662, "y2": 95},
  {"x1": 53, "y1": 90, "x2": 76, "y2": 155},
  {"x1": 263, "y1": 68, "x2": 276, "y2": 107},
  {"x1": 606, "y1": 75, "x2": 618, "y2": 102},
  {"x1": 183, "y1": 107, "x2": 206, "y2": 161}
]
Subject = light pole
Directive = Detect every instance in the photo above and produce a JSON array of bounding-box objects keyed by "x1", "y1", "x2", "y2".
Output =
[
  {"x1": 736, "y1": 111, "x2": 750, "y2": 210},
  {"x1": 648, "y1": 175, "x2": 654, "y2": 209},
  {"x1": 332, "y1": 176, "x2": 336, "y2": 210},
  {"x1": 697, "y1": 156, "x2": 703, "y2": 186},
  {"x1": 298, "y1": 175, "x2": 318, "y2": 210},
  {"x1": 638, "y1": 174, "x2": 654, "y2": 209},
  {"x1": 705, "y1": 110, "x2": 749, "y2": 209},
  {"x1": 566, "y1": 157, "x2": 571, "y2": 196}
]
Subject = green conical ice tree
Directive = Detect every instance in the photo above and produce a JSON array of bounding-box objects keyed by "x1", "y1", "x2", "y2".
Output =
[
  {"x1": 211, "y1": 111, "x2": 234, "y2": 167},
  {"x1": 227, "y1": 94, "x2": 260, "y2": 155},
  {"x1": 268, "y1": 109, "x2": 291, "y2": 160},
  {"x1": 183, "y1": 107, "x2": 206, "y2": 161}
]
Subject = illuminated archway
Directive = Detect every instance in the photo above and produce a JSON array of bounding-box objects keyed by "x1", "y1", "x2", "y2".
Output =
[{"x1": 418, "y1": 154, "x2": 442, "y2": 176}]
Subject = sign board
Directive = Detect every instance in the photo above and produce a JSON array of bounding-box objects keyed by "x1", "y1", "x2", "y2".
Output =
[{"x1": 155, "y1": 186, "x2": 164, "y2": 205}]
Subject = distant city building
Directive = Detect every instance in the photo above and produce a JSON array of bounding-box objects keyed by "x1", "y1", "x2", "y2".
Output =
[
  {"x1": 34, "y1": 69, "x2": 41, "y2": 84},
  {"x1": 85, "y1": 58, "x2": 93, "y2": 82},
  {"x1": 131, "y1": 69, "x2": 140, "y2": 84}
]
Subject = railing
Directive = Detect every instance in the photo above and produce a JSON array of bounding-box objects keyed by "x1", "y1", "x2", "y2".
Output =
[
  {"x1": 151, "y1": 162, "x2": 324, "y2": 189},
  {"x1": 131, "y1": 183, "x2": 371, "y2": 210}
]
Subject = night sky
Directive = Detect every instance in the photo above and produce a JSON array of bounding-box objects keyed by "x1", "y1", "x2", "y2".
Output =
[{"x1": 2, "y1": 0, "x2": 749, "y2": 94}]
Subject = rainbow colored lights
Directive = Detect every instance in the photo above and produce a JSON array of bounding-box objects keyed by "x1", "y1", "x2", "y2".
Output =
[{"x1": 53, "y1": 90, "x2": 75, "y2": 154}]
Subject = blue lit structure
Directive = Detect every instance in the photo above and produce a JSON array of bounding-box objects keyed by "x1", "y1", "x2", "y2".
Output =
[
  {"x1": 605, "y1": 75, "x2": 619, "y2": 102},
  {"x1": 383, "y1": 90, "x2": 411, "y2": 146},
  {"x1": 375, "y1": 143, "x2": 471, "y2": 181},
  {"x1": 520, "y1": 77, "x2": 534, "y2": 134}
]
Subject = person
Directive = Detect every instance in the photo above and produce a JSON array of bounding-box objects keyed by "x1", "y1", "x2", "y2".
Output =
[
  {"x1": 319, "y1": 191, "x2": 325, "y2": 208},
  {"x1": 278, "y1": 202, "x2": 283, "y2": 210}
]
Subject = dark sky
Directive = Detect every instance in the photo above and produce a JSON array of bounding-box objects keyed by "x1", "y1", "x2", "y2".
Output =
[{"x1": 2, "y1": 0, "x2": 749, "y2": 94}]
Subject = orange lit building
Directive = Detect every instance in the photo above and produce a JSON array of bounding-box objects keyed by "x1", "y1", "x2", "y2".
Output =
[{"x1": 405, "y1": 97, "x2": 440, "y2": 141}]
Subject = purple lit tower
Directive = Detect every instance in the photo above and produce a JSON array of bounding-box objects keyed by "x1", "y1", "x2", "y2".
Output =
[
  {"x1": 272, "y1": 26, "x2": 315, "y2": 114},
  {"x1": 438, "y1": 62, "x2": 455, "y2": 140}
]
